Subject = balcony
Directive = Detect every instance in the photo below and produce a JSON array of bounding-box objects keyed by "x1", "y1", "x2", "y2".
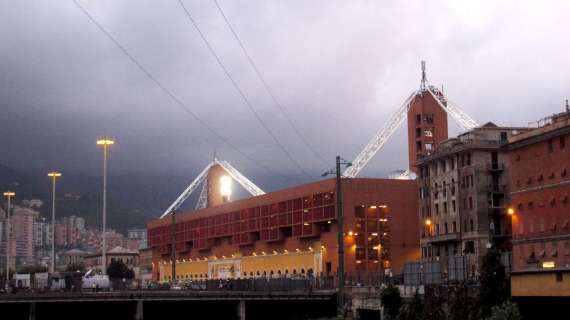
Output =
[
  {"x1": 487, "y1": 163, "x2": 505, "y2": 172},
  {"x1": 427, "y1": 233, "x2": 459, "y2": 243}
]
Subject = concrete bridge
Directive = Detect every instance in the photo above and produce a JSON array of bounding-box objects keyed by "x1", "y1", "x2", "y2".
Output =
[{"x1": 0, "y1": 290, "x2": 337, "y2": 320}]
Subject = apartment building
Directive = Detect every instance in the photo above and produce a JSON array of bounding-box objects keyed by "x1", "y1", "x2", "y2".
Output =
[{"x1": 417, "y1": 123, "x2": 528, "y2": 277}]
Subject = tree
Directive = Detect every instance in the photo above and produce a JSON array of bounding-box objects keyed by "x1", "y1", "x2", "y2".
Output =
[
  {"x1": 485, "y1": 301, "x2": 521, "y2": 320},
  {"x1": 107, "y1": 259, "x2": 130, "y2": 279},
  {"x1": 422, "y1": 286, "x2": 446, "y2": 320},
  {"x1": 448, "y1": 285, "x2": 477, "y2": 320},
  {"x1": 381, "y1": 284, "x2": 402, "y2": 320},
  {"x1": 479, "y1": 249, "x2": 509, "y2": 317},
  {"x1": 399, "y1": 291, "x2": 423, "y2": 320}
]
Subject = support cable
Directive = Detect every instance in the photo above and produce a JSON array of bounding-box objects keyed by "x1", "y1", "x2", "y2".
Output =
[
  {"x1": 72, "y1": 0, "x2": 293, "y2": 181},
  {"x1": 213, "y1": 0, "x2": 329, "y2": 166},
  {"x1": 177, "y1": 0, "x2": 312, "y2": 179}
]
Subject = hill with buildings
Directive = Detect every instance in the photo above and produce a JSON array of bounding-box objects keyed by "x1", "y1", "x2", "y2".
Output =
[{"x1": 0, "y1": 163, "x2": 187, "y2": 232}]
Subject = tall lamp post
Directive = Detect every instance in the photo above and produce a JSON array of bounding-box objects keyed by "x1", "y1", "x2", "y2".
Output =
[
  {"x1": 97, "y1": 138, "x2": 115, "y2": 275},
  {"x1": 322, "y1": 156, "x2": 352, "y2": 319},
  {"x1": 47, "y1": 172, "x2": 62, "y2": 273},
  {"x1": 3, "y1": 191, "x2": 15, "y2": 289}
]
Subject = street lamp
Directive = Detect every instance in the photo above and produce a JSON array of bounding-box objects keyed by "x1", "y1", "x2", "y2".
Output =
[
  {"x1": 3, "y1": 191, "x2": 15, "y2": 289},
  {"x1": 322, "y1": 156, "x2": 352, "y2": 319},
  {"x1": 97, "y1": 138, "x2": 115, "y2": 275},
  {"x1": 507, "y1": 207, "x2": 515, "y2": 216},
  {"x1": 47, "y1": 172, "x2": 62, "y2": 273}
]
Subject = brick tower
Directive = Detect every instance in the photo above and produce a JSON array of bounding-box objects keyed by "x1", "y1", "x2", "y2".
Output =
[{"x1": 407, "y1": 62, "x2": 449, "y2": 173}]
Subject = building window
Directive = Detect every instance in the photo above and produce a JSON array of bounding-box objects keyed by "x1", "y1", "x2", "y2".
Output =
[
  {"x1": 561, "y1": 136, "x2": 566, "y2": 149},
  {"x1": 470, "y1": 219, "x2": 474, "y2": 232},
  {"x1": 416, "y1": 127, "x2": 421, "y2": 137},
  {"x1": 452, "y1": 200, "x2": 456, "y2": 212},
  {"x1": 416, "y1": 114, "x2": 421, "y2": 124},
  {"x1": 465, "y1": 241, "x2": 475, "y2": 254},
  {"x1": 416, "y1": 141, "x2": 422, "y2": 151},
  {"x1": 469, "y1": 197, "x2": 473, "y2": 210},
  {"x1": 548, "y1": 139, "x2": 554, "y2": 153},
  {"x1": 435, "y1": 204, "x2": 439, "y2": 215},
  {"x1": 444, "y1": 223, "x2": 448, "y2": 234},
  {"x1": 443, "y1": 202, "x2": 448, "y2": 214},
  {"x1": 452, "y1": 221, "x2": 456, "y2": 233}
]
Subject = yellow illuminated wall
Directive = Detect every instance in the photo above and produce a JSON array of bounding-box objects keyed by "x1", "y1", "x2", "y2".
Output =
[{"x1": 160, "y1": 251, "x2": 322, "y2": 282}]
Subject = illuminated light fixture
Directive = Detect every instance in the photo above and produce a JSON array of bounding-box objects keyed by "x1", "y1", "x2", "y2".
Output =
[
  {"x1": 303, "y1": 222, "x2": 309, "y2": 226},
  {"x1": 308, "y1": 247, "x2": 313, "y2": 252},
  {"x1": 425, "y1": 219, "x2": 432, "y2": 226},
  {"x1": 327, "y1": 220, "x2": 332, "y2": 224},
  {"x1": 204, "y1": 257, "x2": 208, "y2": 261},
  {"x1": 383, "y1": 232, "x2": 387, "y2": 236},
  {"x1": 373, "y1": 246, "x2": 379, "y2": 250},
  {"x1": 220, "y1": 175, "x2": 232, "y2": 199},
  {"x1": 372, "y1": 232, "x2": 378, "y2": 236},
  {"x1": 222, "y1": 256, "x2": 226, "y2": 259},
  {"x1": 370, "y1": 205, "x2": 377, "y2": 209},
  {"x1": 182, "y1": 259, "x2": 186, "y2": 263},
  {"x1": 356, "y1": 260, "x2": 362, "y2": 264},
  {"x1": 96, "y1": 139, "x2": 115, "y2": 146},
  {"x1": 543, "y1": 261, "x2": 555, "y2": 268},
  {"x1": 373, "y1": 260, "x2": 379, "y2": 264},
  {"x1": 507, "y1": 208, "x2": 515, "y2": 216},
  {"x1": 303, "y1": 209, "x2": 309, "y2": 213},
  {"x1": 189, "y1": 258, "x2": 193, "y2": 262},
  {"x1": 348, "y1": 231, "x2": 354, "y2": 236},
  {"x1": 231, "y1": 254, "x2": 235, "y2": 258},
  {"x1": 252, "y1": 252, "x2": 257, "y2": 256},
  {"x1": 3, "y1": 191, "x2": 15, "y2": 197},
  {"x1": 379, "y1": 205, "x2": 388, "y2": 208},
  {"x1": 354, "y1": 232, "x2": 359, "y2": 236},
  {"x1": 321, "y1": 245, "x2": 325, "y2": 250},
  {"x1": 261, "y1": 251, "x2": 267, "y2": 255},
  {"x1": 296, "y1": 248, "x2": 300, "y2": 252},
  {"x1": 47, "y1": 172, "x2": 62, "y2": 178},
  {"x1": 273, "y1": 250, "x2": 278, "y2": 255},
  {"x1": 284, "y1": 249, "x2": 288, "y2": 254}
]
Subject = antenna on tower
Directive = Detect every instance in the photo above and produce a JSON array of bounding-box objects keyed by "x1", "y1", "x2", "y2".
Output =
[
  {"x1": 566, "y1": 99, "x2": 569, "y2": 112},
  {"x1": 420, "y1": 60, "x2": 427, "y2": 91}
]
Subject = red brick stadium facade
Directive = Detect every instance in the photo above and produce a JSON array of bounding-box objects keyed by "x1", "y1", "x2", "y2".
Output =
[{"x1": 147, "y1": 178, "x2": 419, "y2": 281}]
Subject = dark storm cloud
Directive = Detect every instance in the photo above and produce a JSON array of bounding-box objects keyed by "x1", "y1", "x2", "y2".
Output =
[{"x1": 1, "y1": 0, "x2": 570, "y2": 192}]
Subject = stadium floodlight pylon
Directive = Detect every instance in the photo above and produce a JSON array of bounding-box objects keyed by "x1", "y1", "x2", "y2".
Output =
[
  {"x1": 343, "y1": 61, "x2": 479, "y2": 178},
  {"x1": 160, "y1": 158, "x2": 265, "y2": 219}
]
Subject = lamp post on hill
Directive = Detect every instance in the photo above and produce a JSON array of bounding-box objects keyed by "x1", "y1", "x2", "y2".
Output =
[
  {"x1": 3, "y1": 191, "x2": 15, "y2": 289},
  {"x1": 97, "y1": 138, "x2": 115, "y2": 275},
  {"x1": 47, "y1": 171, "x2": 62, "y2": 273}
]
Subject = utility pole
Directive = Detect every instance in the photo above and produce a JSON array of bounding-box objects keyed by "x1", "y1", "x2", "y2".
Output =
[
  {"x1": 335, "y1": 156, "x2": 345, "y2": 319},
  {"x1": 171, "y1": 210, "x2": 176, "y2": 282},
  {"x1": 322, "y1": 156, "x2": 351, "y2": 319}
]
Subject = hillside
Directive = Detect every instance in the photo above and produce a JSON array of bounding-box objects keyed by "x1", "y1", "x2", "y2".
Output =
[{"x1": 0, "y1": 163, "x2": 189, "y2": 233}]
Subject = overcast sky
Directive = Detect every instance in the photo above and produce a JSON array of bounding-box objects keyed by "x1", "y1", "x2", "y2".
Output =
[{"x1": 1, "y1": 0, "x2": 569, "y2": 192}]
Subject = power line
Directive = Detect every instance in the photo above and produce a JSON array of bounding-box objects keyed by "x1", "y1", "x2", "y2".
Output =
[
  {"x1": 176, "y1": 0, "x2": 312, "y2": 178},
  {"x1": 71, "y1": 0, "x2": 294, "y2": 181},
  {"x1": 213, "y1": 0, "x2": 329, "y2": 167}
]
